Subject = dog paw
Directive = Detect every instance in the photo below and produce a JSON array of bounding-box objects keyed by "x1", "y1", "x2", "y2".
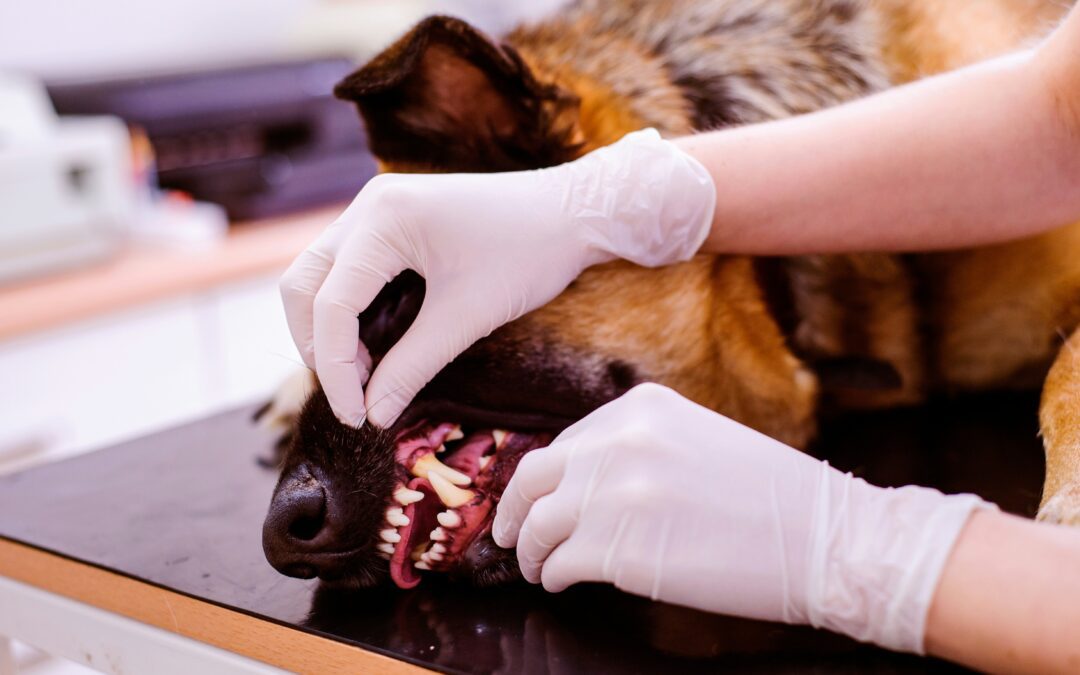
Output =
[{"x1": 1037, "y1": 486, "x2": 1080, "y2": 526}]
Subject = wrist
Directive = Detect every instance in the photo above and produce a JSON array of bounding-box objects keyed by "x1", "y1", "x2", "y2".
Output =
[
  {"x1": 804, "y1": 469, "x2": 996, "y2": 653},
  {"x1": 567, "y1": 129, "x2": 716, "y2": 268}
]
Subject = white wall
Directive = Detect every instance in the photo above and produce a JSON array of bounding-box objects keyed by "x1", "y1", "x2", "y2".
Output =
[{"x1": 0, "y1": 0, "x2": 570, "y2": 81}]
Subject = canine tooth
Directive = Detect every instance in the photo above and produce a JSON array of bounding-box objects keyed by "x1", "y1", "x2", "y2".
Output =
[
  {"x1": 394, "y1": 486, "x2": 424, "y2": 506},
  {"x1": 437, "y1": 510, "x2": 462, "y2": 529},
  {"x1": 415, "y1": 561, "x2": 431, "y2": 571},
  {"x1": 387, "y1": 512, "x2": 410, "y2": 528},
  {"x1": 446, "y1": 425, "x2": 464, "y2": 441},
  {"x1": 412, "y1": 452, "x2": 471, "y2": 486},
  {"x1": 428, "y1": 471, "x2": 476, "y2": 508},
  {"x1": 430, "y1": 543, "x2": 446, "y2": 555},
  {"x1": 380, "y1": 529, "x2": 401, "y2": 544},
  {"x1": 492, "y1": 429, "x2": 507, "y2": 448},
  {"x1": 479, "y1": 455, "x2": 492, "y2": 470},
  {"x1": 377, "y1": 542, "x2": 395, "y2": 555},
  {"x1": 429, "y1": 527, "x2": 447, "y2": 542}
]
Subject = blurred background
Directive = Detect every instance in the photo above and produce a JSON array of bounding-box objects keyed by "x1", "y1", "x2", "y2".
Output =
[
  {"x1": 0, "y1": 0, "x2": 569, "y2": 557},
  {"x1": 0, "y1": 1, "x2": 565, "y2": 671}
]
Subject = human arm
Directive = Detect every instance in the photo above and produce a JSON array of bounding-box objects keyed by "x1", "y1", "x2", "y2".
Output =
[
  {"x1": 493, "y1": 383, "x2": 1080, "y2": 671},
  {"x1": 680, "y1": 3, "x2": 1080, "y2": 255},
  {"x1": 925, "y1": 510, "x2": 1080, "y2": 674}
]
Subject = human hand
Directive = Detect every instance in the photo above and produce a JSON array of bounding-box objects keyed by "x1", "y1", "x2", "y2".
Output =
[
  {"x1": 279, "y1": 129, "x2": 715, "y2": 427},
  {"x1": 492, "y1": 383, "x2": 994, "y2": 653}
]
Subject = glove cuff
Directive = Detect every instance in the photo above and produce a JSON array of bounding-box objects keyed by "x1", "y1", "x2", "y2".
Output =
[
  {"x1": 805, "y1": 470, "x2": 998, "y2": 654},
  {"x1": 568, "y1": 128, "x2": 717, "y2": 268}
]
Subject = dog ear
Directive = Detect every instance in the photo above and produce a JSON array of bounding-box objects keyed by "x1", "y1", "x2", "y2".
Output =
[{"x1": 334, "y1": 15, "x2": 580, "y2": 171}]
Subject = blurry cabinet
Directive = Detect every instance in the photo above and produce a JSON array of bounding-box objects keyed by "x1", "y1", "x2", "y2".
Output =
[{"x1": 0, "y1": 274, "x2": 300, "y2": 474}]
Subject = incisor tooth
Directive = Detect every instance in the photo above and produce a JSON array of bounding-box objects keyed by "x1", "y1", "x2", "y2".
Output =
[
  {"x1": 387, "y1": 512, "x2": 409, "y2": 527},
  {"x1": 492, "y1": 429, "x2": 507, "y2": 448},
  {"x1": 377, "y1": 542, "x2": 395, "y2": 555},
  {"x1": 429, "y1": 527, "x2": 447, "y2": 542},
  {"x1": 394, "y1": 486, "x2": 424, "y2": 506},
  {"x1": 428, "y1": 470, "x2": 476, "y2": 508},
  {"x1": 415, "y1": 560, "x2": 431, "y2": 570},
  {"x1": 411, "y1": 452, "x2": 471, "y2": 486},
  {"x1": 437, "y1": 510, "x2": 462, "y2": 529},
  {"x1": 446, "y1": 425, "x2": 464, "y2": 441},
  {"x1": 380, "y1": 529, "x2": 401, "y2": 544}
]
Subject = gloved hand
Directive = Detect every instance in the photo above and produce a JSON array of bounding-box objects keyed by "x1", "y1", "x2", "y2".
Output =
[
  {"x1": 492, "y1": 383, "x2": 996, "y2": 654},
  {"x1": 280, "y1": 129, "x2": 716, "y2": 427}
]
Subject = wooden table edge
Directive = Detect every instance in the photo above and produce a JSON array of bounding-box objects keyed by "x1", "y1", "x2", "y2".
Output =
[{"x1": 0, "y1": 538, "x2": 430, "y2": 674}]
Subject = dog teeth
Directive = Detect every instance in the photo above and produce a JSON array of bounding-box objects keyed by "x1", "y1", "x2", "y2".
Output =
[
  {"x1": 479, "y1": 455, "x2": 492, "y2": 470},
  {"x1": 446, "y1": 425, "x2": 464, "y2": 441},
  {"x1": 387, "y1": 512, "x2": 409, "y2": 528},
  {"x1": 415, "y1": 561, "x2": 431, "y2": 571},
  {"x1": 435, "y1": 443, "x2": 446, "y2": 454},
  {"x1": 437, "y1": 510, "x2": 462, "y2": 529},
  {"x1": 394, "y1": 486, "x2": 424, "y2": 506},
  {"x1": 412, "y1": 452, "x2": 471, "y2": 486},
  {"x1": 429, "y1": 527, "x2": 447, "y2": 542},
  {"x1": 428, "y1": 471, "x2": 476, "y2": 508},
  {"x1": 380, "y1": 529, "x2": 401, "y2": 544},
  {"x1": 426, "y1": 550, "x2": 444, "y2": 562},
  {"x1": 377, "y1": 542, "x2": 395, "y2": 556},
  {"x1": 492, "y1": 430, "x2": 507, "y2": 448},
  {"x1": 430, "y1": 543, "x2": 446, "y2": 555}
]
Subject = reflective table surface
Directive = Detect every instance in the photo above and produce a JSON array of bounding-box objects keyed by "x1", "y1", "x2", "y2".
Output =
[{"x1": 0, "y1": 393, "x2": 1045, "y2": 673}]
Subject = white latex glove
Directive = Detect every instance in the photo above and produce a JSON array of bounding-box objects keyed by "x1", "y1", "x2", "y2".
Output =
[
  {"x1": 492, "y1": 383, "x2": 996, "y2": 654},
  {"x1": 280, "y1": 129, "x2": 716, "y2": 427}
]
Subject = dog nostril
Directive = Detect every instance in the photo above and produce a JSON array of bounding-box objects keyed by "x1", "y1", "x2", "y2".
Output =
[
  {"x1": 289, "y1": 511, "x2": 324, "y2": 541},
  {"x1": 284, "y1": 483, "x2": 327, "y2": 543}
]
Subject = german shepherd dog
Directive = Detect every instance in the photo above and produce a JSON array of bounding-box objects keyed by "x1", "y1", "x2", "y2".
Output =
[{"x1": 261, "y1": 0, "x2": 1079, "y2": 590}]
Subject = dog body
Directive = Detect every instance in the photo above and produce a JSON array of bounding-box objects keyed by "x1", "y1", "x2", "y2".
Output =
[{"x1": 264, "y1": 0, "x2": 1080, "y2": 590}]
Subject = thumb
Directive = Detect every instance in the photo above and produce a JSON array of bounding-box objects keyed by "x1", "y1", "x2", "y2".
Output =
[{"x1": 363, "y1": 295, "x2": 488, "y2": 428}]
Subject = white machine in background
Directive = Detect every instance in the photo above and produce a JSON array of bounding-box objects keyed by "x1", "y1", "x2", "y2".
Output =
[{"x1": 0, "y1": 73, "x2": 134, "y2": 284}]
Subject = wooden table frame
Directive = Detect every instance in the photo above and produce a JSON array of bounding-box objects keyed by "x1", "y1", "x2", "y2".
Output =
[{"x1": 0, "y1": 539, "x2": 427, "y2": 674}]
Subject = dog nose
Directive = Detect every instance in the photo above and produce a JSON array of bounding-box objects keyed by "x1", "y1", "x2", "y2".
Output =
[{"x1": 263, "y1": 465, "x2": 331, "y2": 578}]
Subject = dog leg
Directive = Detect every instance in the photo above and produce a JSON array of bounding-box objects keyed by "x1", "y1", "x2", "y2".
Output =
[{"x1": 1038, "y1": 327, "x2": 1080, "y2": 524}]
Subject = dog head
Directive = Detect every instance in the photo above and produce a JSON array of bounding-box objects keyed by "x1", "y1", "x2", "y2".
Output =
[{"x1": 263, "y1": 16, "x2": 817, "y2": 589}]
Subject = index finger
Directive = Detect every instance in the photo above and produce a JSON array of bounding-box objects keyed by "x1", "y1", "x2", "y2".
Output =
[
  {"x1": 492, "y1": 442, "x2": 572, "y2": 548},
  {"x1": 312, "y1": 231, "x2": 407, "y2": 427}
]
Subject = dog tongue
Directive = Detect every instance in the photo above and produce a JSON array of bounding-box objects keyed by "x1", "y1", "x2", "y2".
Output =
[{"x1": 389, "y1": 477, "x2": 437, "y2": 589}]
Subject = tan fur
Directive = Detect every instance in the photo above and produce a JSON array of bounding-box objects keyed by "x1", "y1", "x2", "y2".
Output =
[{"x1": 342, "y1": 0, "x2": 1080, "y2": 521}]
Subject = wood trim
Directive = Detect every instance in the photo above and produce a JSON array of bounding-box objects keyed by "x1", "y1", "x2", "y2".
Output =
[
  {"x1": 0, "y1": 538, "x2": 428, "y2": 674},
  {"x1": 0, "y1": 206, "x2": 342, "y2": 341}
]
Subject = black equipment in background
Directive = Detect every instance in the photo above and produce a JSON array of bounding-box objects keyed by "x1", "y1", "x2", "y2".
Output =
[{"x1": 48, "y1": 59, "x2": 377, "y2": 220}]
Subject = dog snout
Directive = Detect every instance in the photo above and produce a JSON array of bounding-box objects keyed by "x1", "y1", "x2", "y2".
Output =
[{"x1": 263, "y1": 464, "x2": 334, "y2": 578}]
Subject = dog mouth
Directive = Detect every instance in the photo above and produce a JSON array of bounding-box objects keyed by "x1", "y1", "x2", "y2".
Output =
[{"x1": 378, "y1": 421, "x2": 551, "y2": 588}]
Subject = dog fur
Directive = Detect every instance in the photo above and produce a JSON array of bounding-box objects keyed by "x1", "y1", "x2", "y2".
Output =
[{"x1": 268, "y1": 0, "x2": 1080, "y2": 588}]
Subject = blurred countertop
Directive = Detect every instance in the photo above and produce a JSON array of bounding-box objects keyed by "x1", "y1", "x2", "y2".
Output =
[{"x1": 0, "y1": 206, "x2": 339, "y2": 341}]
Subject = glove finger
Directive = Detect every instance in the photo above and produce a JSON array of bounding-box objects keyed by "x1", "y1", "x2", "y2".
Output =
[
  {"x1": 492, "y1": 443, "x2": 571, "y2": 548},
  {"x1": 361, "y1": 293, "x2": 487, "y2": 428},
  {"x1": 515, "y1": 492, "x2": 580, "y2": 584},
  {"x1": 539, "y1": 535, "x2": 604, "y2": 593},
  {"x1": 280, "y1": 232, "x2": 342, "y2": 371},
  {"x1": 312, "y1": 236, "x2": 406, "y2": 427}
]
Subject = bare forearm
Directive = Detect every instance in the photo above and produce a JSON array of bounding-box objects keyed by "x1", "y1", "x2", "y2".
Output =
[
  {"x1": 679, "y1": 12, "x2": 1080, "y2": 255},
  {"x1": 925, "y1": 511, "x2": 1080, "y2": 674}
]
